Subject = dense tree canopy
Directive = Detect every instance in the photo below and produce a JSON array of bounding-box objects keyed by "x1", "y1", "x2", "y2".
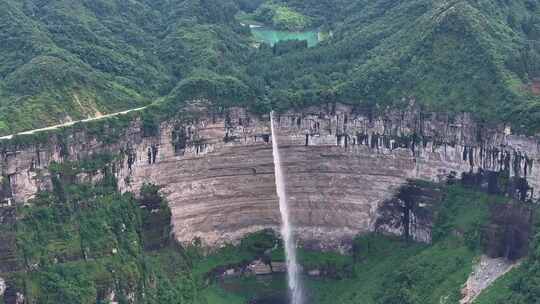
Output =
[
  {"x1": 0, "y1": 0, "x2": 250, "y2": 134},
  {"x1": 0, "y1": 0, "x2": 539, "y2": 135}
]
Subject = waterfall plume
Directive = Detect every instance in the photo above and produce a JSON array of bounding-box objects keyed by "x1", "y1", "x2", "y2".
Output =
[{"x1": 270, "y1": 111, "x2": 303, "y2": 304}]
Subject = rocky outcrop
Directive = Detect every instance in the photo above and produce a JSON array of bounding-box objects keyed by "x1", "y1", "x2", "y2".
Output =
[
  {"x1": 484, "y1": 203, "x2": 533, "y2": 260},
  {"x1": 375, "y1": 181, "x2": 443, "y2": 243},
  {"x1": 1, "y1": 103, "x2": 539, "y2": 250},
  {"x1": 460, "y1": 255, "x2": 520, "y2": 304},
  {"x1": 247, "y1": 260, "x2": 274, "y2": 275}
]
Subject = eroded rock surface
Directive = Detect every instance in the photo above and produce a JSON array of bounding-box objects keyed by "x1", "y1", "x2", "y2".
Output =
[
  {"x1": 1, "y1": 103, "x2": 539, "y2": 250},
  {"x1": 375, "y1": 181, "x2": 443, "y2": 243},
  {"x1": 460, "y1": 255, "x2": 520, "y2": 304}
]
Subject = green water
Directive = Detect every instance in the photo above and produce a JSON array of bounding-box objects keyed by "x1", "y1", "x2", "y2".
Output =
[{"x1": 251, "y1": 27, "x2": 319, "y2": 47}]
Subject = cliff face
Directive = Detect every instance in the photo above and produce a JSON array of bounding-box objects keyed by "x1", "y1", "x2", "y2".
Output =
[{"x1": 1, "y1": 103, "x2": 539, "y2": 250}]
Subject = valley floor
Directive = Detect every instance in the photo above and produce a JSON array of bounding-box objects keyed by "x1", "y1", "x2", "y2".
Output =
[
  {"x1": 1, "y1": 167, "x2": 538, "y2": 304},
  {"x1": 193, "y1": 185, "x2": 540, "y2": 304}
]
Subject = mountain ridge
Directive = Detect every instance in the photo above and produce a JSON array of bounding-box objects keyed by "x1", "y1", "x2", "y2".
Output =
[{"x1": 0, "y1": 0, "x2": 538, "y2": 134}]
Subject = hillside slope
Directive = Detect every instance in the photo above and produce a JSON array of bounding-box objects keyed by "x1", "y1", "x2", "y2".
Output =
[
  {"x1": 1, "y1": 0, "x2": 539, "y2": 134},
  {"x1": 247, "y1": 0, "x2": 540, "y2": 132},
  {"x1": 0, "y1": 0, "x2": 249, "y2": 135}
]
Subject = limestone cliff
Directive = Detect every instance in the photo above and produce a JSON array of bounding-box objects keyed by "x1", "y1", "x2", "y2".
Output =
[{"x1": 0, "y1": 103, "x2": 539, "y2": 251}]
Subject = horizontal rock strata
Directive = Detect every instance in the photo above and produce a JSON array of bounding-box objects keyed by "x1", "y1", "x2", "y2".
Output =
[{"x1": 0, "y1": 103, "x2": 539, "y2": 250}]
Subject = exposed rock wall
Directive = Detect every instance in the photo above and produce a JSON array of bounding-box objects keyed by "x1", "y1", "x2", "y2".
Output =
[
  {"x1": 374, "y1": 181, "x2": 443, "y2": 243},
  {"x1": 1, "y1": 103, "x2": 539, "y2": 250}
]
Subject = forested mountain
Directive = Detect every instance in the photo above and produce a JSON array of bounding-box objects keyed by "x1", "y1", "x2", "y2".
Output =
[
  {"x1": 247, "y1": 0, "x2": 540, "y2": 132},
  {"x1": 0, "y1": 0, "x2": 249, "y2": 134},
  {"x1": 0, "y1": 0, "x2": 539, "y2": 134},
  {"x1": 2, "y1": 1, "x2": 540, "y2": 304}
]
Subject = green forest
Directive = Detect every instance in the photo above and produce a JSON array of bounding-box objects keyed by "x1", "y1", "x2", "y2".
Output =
[
  {"x1": 1, "y1": 1, "x2": 540, "y2": 303},
  {"x1": 0, "y1": 0, "x2": 539, "y2": 135}
]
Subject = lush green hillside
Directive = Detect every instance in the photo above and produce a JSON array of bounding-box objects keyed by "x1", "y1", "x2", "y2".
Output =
[
  {"x1": 246, "y1": 0, "x2": 540, "y2": 132},
  {"x1": 0, "y1": 155, "x2": 200, "y2": 303},
  {"x1": 0, "y1": 0, "x2": 250, "y2": 135},
  {"x1": 1, "y1": 0, "x2": 539, "y2": 135}
]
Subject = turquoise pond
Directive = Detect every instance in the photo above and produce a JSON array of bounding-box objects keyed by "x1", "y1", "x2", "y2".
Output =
[{"x1": 251, "y1": 27, "x2": 320, "y2": 47}]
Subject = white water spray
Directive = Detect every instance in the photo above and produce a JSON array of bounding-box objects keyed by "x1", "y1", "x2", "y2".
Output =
[{"x1": 270, "y1": 111, "x2": 303, "y2": 304}]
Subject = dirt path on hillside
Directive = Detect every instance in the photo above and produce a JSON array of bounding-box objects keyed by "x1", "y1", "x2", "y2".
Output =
[{"x1": 0, "y1": 106, "x2": 147, "y2": 141}]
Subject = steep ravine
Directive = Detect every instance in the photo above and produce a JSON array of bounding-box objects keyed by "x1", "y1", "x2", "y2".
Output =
[{"x1": 1, "y1": 103, "x2": 539, "y2": 252}]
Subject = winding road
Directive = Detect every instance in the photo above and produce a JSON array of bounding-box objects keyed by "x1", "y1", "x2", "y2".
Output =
[{"x1": 0, "y1": 106, "x2": 147, "y2": 141}]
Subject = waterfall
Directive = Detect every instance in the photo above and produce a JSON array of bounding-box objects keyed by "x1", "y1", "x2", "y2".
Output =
[{"x1": 270, "y1": 111, "x2": 303, "y2": 304}]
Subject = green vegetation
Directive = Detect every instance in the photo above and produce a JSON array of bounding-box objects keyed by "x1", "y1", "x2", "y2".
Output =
[
  {"x1": 249, "y1": 2, "x2": 313, "y2": 30},
  {"x1": 474, "y1": 266, "x2": 525, "y2": 304},
  {"x1": 1, "y1": 155, "x2": 198, "y2": 304},
  {"x1": 2, "y1": 0, "x2": 540, "y2": 136},
  {"x1": 2, "y1": 164, "x2": 540, "y2": 304},
  {"x1": 2, "y1": 0, "x2": 540, "y2": 301},
  {"x1": 305, "y1": 186, "x2": 501, "y2": 304},
  {"x1": 194, "y1": 185, "x2": 540, "y2": 304},
  {"x1": 0, "y1": 0, "x2": 250, "y2": 135},
  {"x1": 246, "y1": 0, "x2": 540, "y2": 133},
  {"x1": 473, "y1": 208, "x2": 540, "y2": 304}
]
